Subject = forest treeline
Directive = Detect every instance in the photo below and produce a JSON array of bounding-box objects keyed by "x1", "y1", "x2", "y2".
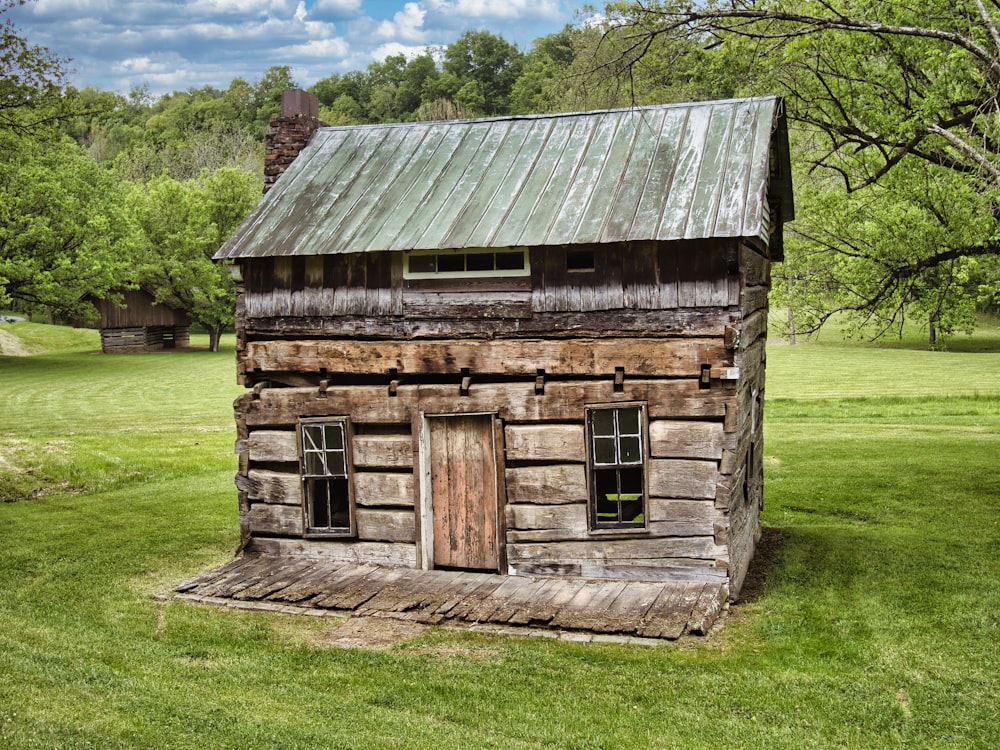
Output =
[
  {"x1": 4, "y1": 0, "x2": 1000, "y2": 348},
  {"x1": 61, "y1": 26, "x2": 745, "y2": 183}
]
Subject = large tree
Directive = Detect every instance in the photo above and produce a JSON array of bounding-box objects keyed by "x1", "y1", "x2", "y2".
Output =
[
  {"x1": 0, "y1": 0, "x2": 67, "y2": 135},
  {"x1": 0, "y1": 136, "x2": 138, "y2": 319},
  {"x1": 604, "y1": 0, "x2": 1000, "y2": 339},
  {"x1": 128, "y1": 169, "x2": 259, "y2": 352}
]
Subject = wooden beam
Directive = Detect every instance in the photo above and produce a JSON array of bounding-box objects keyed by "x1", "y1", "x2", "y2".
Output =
[
  {"x1": 356, "y1": 508, "x2": 416, "y2": 543},
  {"x1": 247, "y1": 429, "x2": 298, "y2": 463},
  {"x1": 504, "y1": 424, "x2": 586, "y2": 463},
  {"x1": 505, "y1": 464, "x2": 588, "y2": 504},
  {"x1": 241, "y1": 379, "x2": 735, "y2": 428},
  {"x1": 648, "y1": 420, "x2": 729, "y2": 460},
  {"x1": 353, "y1": 434, "x2": 413, "y2": 469},
  {"x1": 236, "y1": 469, "x2": 302, "y2": 504},
  {"x1": 242, "y1": 338, "x2": 731, "y2": 378},
  {"x1": 353, "y1": 472, "x2": 415, "y2": 507}
]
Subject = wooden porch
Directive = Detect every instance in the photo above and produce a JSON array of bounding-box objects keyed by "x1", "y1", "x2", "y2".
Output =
[{"x1": 174, "y1": 555, "x2": 728, "y2": 640}]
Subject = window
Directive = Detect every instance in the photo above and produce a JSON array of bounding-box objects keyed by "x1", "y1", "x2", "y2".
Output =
[
  {"x1": 566, "y1": 249, "x2": 595, "y2": 272},
  {"x1": 403, "y1": 248, "x2": 530, "y2": 279},
  {"x1": 587, "y1": 404, "x2": 647, "y2": 531},
  {"x1": 300, "y1": 419, "x2": 354, "y2": 536}
]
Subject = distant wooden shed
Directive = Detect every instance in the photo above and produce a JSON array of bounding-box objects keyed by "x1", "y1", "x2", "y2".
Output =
[
  {"x1": 210, "y1": 96, "x2": 793, "y2": 625},
  {"x1": 88, "y1": 288, "x2": 190, "y2": 353}
]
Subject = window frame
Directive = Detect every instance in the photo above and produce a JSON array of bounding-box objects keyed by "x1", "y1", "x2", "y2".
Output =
[
  {"x1": 585, "y1": 403, "x2": 650, "y2": 533},
  {"x1": 298, "y1": 417, "x2": 356, "y2": 538},
  {"x1": 402, "y1": 247, "x2": 531, "y2": 280}
]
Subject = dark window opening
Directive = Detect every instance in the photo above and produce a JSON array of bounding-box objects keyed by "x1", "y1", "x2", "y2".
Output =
[
  {"x1": 466, "y1": 252, "x2": 494, "y2": 272},
  {"x1": 404, "y1": 249, "x2": 529, "y2": 278},
  {"x1": 437, "y1": 253, "x2": 465, "y2": 273},
  {"x1": 407, "y1": 254, "x2": 436, "y2": 274},
  {"x1": 567, "y1": 250, "x2": 595, "y2": 272},
  {"x1": 495, "y1": 251, "x2": 525, "y2": 271}
]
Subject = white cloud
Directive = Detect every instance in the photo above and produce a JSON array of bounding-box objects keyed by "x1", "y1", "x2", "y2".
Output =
[
  {"x1": 376, "y1": 2, "x2": 428, "y2": 43},
  {"x1": 450, "y1": 0, "x2": 560, "y2": 21},
  {"x1": 113, "y1": 56, "x2": 171, "y2": 75},
  {"x1": 369, "y1": 42, "x2": 432, "y2": 61},
  {"x1": 9, "y1": 0, "x2": 584, "y2": 95},
  {"x1": 286, "y1": 37, "x2": 352, "y2": 59},
  {"x1": 313, "y1": 0, "x2": 364, "y2": 17}
]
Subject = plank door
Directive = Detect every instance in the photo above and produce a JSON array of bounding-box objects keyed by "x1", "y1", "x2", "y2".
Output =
[{"x1": 427, "y1": 414, "x2": 501, "y2": 572}]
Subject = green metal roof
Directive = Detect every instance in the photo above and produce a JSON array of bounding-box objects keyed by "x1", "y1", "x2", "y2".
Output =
[{"x1": 215, "y1": 97, "x2": 792, "y2": 260}]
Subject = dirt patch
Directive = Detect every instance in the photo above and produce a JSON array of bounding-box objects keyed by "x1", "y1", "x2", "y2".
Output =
[{"x1": 319, "y1": 616, "x2": 431, "y2": 650}]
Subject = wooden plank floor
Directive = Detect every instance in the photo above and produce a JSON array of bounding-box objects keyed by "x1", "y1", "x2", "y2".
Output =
[{"x1": 175, "y1": 554, "x2": 728, "y2": 640}]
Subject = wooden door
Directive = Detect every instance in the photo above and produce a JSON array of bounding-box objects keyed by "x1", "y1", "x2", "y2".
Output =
[{"x1": 427, "y1": 414, "x2": 501, "y2": 571}]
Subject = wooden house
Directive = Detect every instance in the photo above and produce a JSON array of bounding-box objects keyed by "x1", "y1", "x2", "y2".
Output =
[
  {"x1": 212, "y1": 96, "x2": 793, "y2": 610},
  {"x1": 87, "y1": 288, "x2": 190, "y2": 353}
]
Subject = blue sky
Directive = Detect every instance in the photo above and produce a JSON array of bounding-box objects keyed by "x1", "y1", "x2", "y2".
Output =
[{"x1": 8, "y1": 0, "x2": 591, "y2": 96}]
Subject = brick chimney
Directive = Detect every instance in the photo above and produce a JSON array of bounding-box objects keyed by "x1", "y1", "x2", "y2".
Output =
[{"x1": 263, "y1": 89, "x2": 325, "y2": 194}]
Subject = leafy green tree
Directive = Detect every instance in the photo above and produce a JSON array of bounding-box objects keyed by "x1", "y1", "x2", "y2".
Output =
[
  {"x1": 774, "y1": 160, "x2": 993, "y2": 342},
  {"x1": 604, "y1": 0, "x2": 1000, "y2": 341},
  {"x1": 128, "y1": 169, "x2": 259, "y2": 351},
  {"x1": 0, "y1": 136, "x2": 137, "y2": 319},
  {"x1": 443, "y1": 30, "x2": 524, "y2": 115},
  {"x1": 253, "y1": 65, "x2": 298, "y2": 128},
  {"x1": 0, "y1": 0, "x2": 68, "y2": 136}
]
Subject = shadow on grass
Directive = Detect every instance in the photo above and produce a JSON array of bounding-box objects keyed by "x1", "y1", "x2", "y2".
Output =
[{"x1": 735, "y1": 525, "x2": 787, "y2": 604}]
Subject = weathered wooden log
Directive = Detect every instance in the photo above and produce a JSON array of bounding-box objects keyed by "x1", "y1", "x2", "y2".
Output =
[
  {"x1": 240, "y1": 379, "x2": 735, "y2": 428},
  {"x1": 648, "y1": 459, "x2": 719, "y2": 500},
  {"x1": 242, "y1": 338, "x2": 731, "y2": 378},
  {"x1": 247, "y1": 429, "x2": 298, "y2": 463},
  {"x1": 648, "y1": 420, "x2": 728, "y2": 460},
  {"x1": 353, "y1": 472, "x2": 414, "y2": 507},
  {"x1": 353, "y1": 434, "x2": 413, "y2": 469},
  {"x1": 246, "y1": 537, "x2": 417, "y2": 567},
  {"x1": 246, "y1": 503, "x2": 303, "y2": 536},
  {"x1": 244, "y1": 308, "x2": 740, "y2": 339},
  {"x1": 504, "y1": 424, "x2": 586, "y2": 463},
  {"x1": 504, "y1": 464, "x2": 588, "y2": 504},
  {"x1": 356, "y1": 508, "x2": 416, "y2": 543},
  {"x1": 236, "y1": 469, "x2": 301, "y2": 504}
]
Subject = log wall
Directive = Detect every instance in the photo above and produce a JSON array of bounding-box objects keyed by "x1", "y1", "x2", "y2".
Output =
[
  {"x1": 231, "y1": 237, "x2": 772, "y2": 598},
  {"x1": 100, "y1": 325, "x2": 190, "y2": 353}
]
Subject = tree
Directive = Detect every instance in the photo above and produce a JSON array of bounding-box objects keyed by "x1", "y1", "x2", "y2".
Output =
[
  {"x1": 128, "y1": 169, "x2": 259, "y2": 351},
  {"x1": 252, "y1": 66, "x2": 298, "y2": 129},
  {"x1": 0, "y1": 0, "x2": 68, "y2": 136},
  {"x1": 0, "y1": 136, "x2": 137, "y2": 319},
  {"x1": 443, "y1": 30, "x2": 524, "y2": 115},
  {"x1": 604, "y1": 0, "x2": 1000, "y2": 340}
]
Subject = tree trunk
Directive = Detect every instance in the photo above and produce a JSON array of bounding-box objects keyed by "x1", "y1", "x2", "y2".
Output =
[
  {"x1": 928, "y1": 314, "x2": 937, "y2": 348},
  {"x1": 786, "y1": 278, "x2": 796, "y2": 345},
  {"x1": 209, "y1": 325, "x2": 222, "y2": 353}
]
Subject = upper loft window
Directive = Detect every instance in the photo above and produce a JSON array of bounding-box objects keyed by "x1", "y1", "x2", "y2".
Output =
[{"x1": 403, "y1": 248, "x2": 530, "y2": 279}]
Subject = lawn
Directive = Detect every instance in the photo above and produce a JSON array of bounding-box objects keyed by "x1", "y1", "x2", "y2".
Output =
[{"x1": 1, "y1": 320, "x2": 998, "y2": 748}]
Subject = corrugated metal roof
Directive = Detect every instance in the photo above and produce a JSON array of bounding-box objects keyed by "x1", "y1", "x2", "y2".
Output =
[{"x1": 215, "y1": 97, "x2": 792, "y2": 260}]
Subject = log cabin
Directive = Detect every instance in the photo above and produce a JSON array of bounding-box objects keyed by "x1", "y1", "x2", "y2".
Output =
[
  {"x1": 86, "y1": 288, "x2": 190, "y2": 353},
  {"x1": 212, "y1": 94, "x2": 793, "y2": 608}
]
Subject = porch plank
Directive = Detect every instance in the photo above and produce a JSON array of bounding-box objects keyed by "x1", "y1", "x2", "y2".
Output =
[{"x1": 176, "y1": 555, "x2": 728, "y2": 640}]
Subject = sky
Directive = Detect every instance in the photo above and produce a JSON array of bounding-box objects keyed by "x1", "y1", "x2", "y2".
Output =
[{"x1": 8, "y1": 0, "x2": 590, "y2": 97}]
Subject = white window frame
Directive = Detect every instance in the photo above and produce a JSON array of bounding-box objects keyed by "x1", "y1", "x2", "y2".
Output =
[{"x1": 402, "y1": 247, "x2": 530, "y2": 279}]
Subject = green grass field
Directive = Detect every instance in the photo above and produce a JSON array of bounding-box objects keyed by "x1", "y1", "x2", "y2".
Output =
[{"x1": 1, "y1": 320, "x2": 998, "y2": 749}]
